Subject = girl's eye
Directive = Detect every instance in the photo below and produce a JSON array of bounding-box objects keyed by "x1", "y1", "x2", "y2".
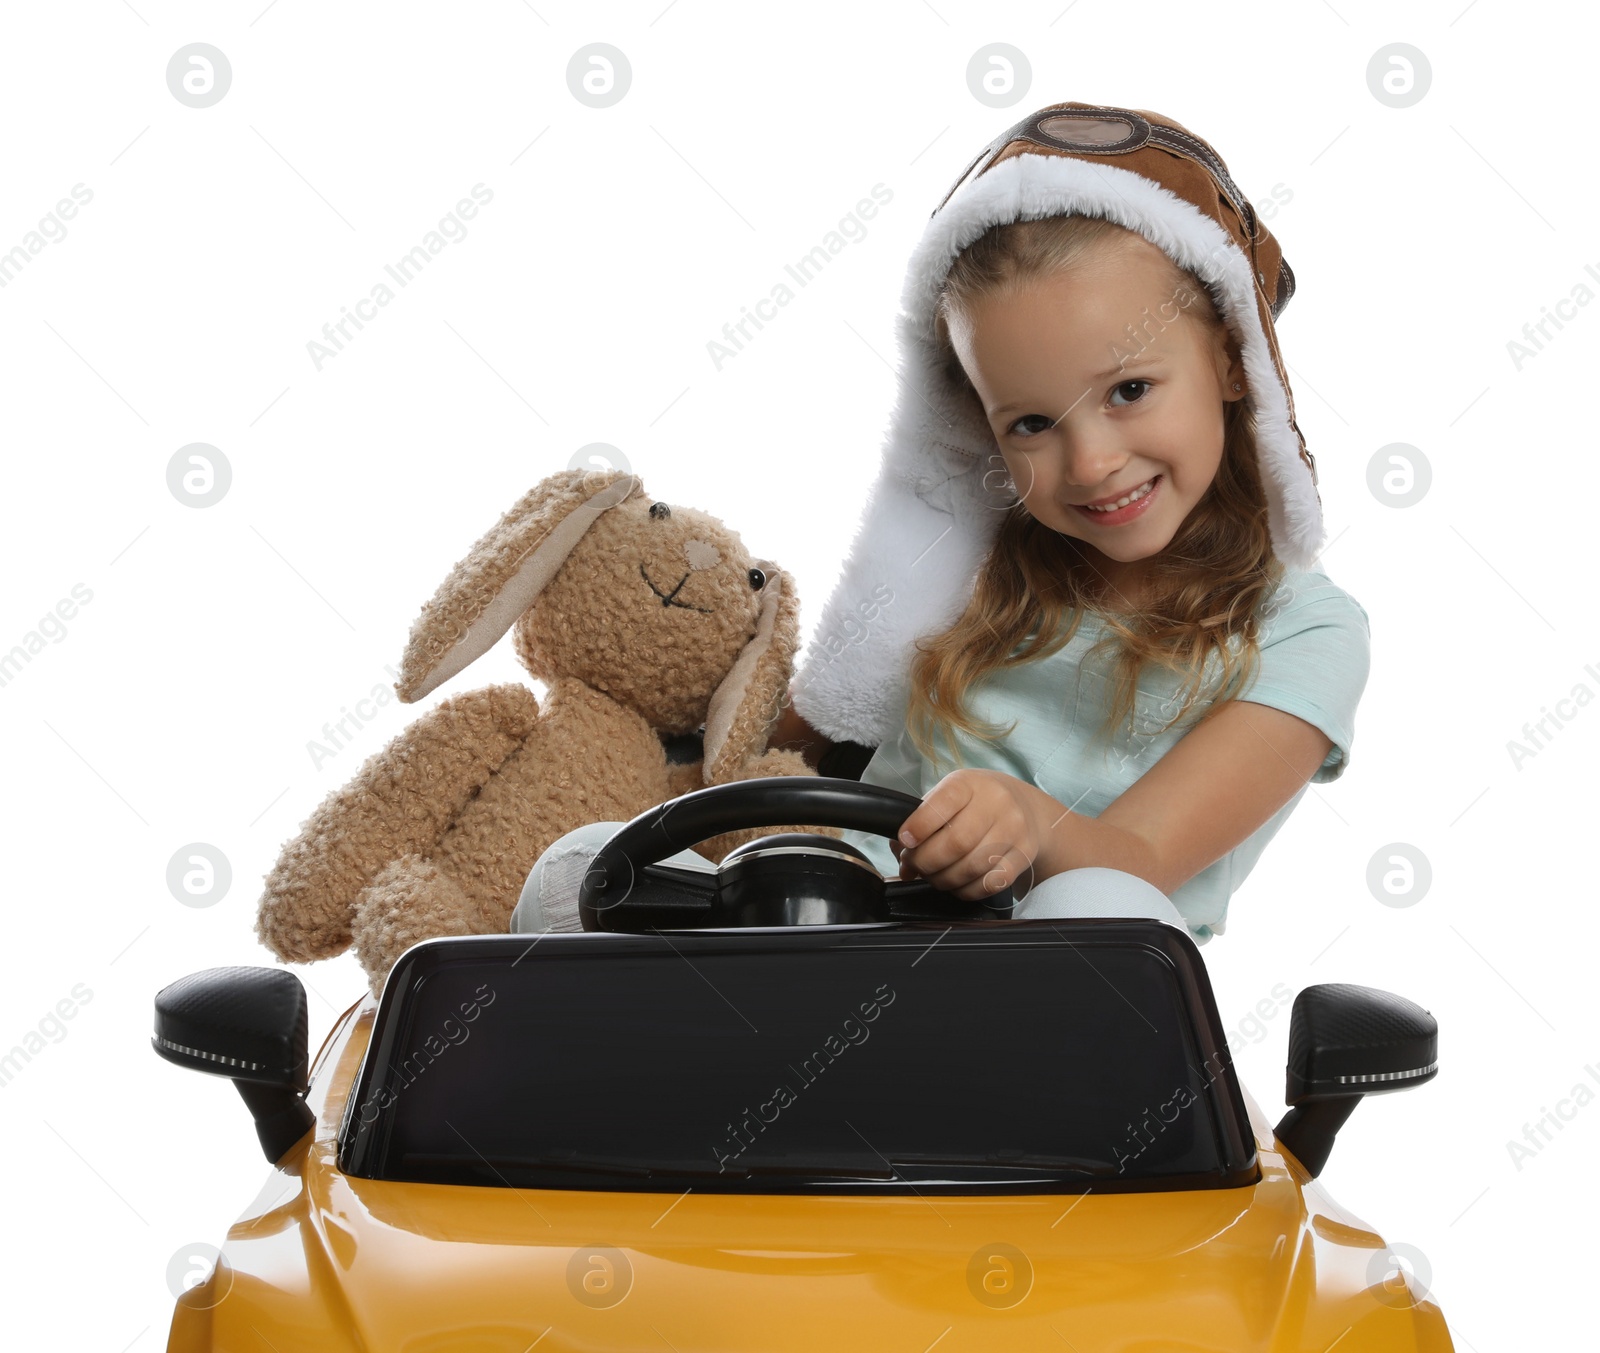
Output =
[
  {"x1": 1006, "y1": 380, "x2": 1152, "y2": 437},
  {"x1": 1006, "y1": 413, "x2": 1055, "y2": 439}
]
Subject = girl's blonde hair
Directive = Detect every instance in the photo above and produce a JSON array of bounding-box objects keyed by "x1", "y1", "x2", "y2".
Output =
[{"x1": 903, "y1": 212, "x2": 1284, "y2": 773}]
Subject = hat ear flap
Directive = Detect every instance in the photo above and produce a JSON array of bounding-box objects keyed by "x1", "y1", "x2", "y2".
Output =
[
  {"x1": 395, "y1": 469, "x2": 643, "y2": 703},
  {"x1": 701, "y1": 561, "x2": 800, "y2": 783}
]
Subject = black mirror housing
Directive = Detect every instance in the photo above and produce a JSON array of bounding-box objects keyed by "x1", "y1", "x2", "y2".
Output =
[
  {"x1": 1274, "y1": 983, "x2": 1438, "y2": 1179},
  {"x1": 152, "y1": 966, "x2": 316, "y2": 1163}
]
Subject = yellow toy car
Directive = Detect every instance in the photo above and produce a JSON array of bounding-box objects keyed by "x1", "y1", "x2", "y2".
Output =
[{"x1": 154, "y1": 776, "x2": 1454, "y2": 1351}]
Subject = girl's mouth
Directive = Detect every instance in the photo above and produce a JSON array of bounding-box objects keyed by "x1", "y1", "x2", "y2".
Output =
[{"x1": 1071, "y1": 474, "x2": 1161, "y2": 526}]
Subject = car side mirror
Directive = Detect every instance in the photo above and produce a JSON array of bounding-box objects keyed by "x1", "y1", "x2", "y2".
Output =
[
  {"x1": 1273, "y1": 983, "x2": 1438, "y2": 1179},
  {"x1": 152, "y1": 966, "x2": 316, "y2": 1164}
]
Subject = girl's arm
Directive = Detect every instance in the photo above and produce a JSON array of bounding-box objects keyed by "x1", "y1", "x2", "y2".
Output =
[
  {"x1": 1037, "y1": 700, "x2": 1335, "y2": 895},
  {"x1": 894, "y1": 699, "x2": 1334, "y2": 899}
]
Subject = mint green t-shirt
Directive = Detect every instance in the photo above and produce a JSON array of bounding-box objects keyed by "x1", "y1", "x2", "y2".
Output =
[{"x1": 839, "y1": 567, "x2": 1371, "y2": 943}]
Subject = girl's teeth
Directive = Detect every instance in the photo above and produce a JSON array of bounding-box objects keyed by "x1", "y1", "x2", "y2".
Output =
[{"x1": 1087, "y1": 476, "x2": 1156, "y2": 511}]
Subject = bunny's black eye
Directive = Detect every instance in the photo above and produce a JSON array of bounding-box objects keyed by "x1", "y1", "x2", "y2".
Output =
[
  {"x1": 748, "y1": 567, "x2": 767, "y2": 590},
  {"x1": 649, "y1": 501, "x2": 671, "y2": 519}
]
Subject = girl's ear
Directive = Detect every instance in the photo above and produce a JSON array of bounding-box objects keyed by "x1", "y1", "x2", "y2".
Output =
[
  {"x1": 1217, "y1": 328, "x2": 1247, "y2": 400},
  {"x1": 394, "y1": 469, "x2": 644, "y2": 703},
  {"x1": 701, "y1": 560, "x2": 800, "y2": 782}
]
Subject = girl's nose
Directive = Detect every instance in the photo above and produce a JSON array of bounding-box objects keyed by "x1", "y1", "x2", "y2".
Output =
[{"x1": 1058, "y1": 425, "x2": 1129, "y2": 491}]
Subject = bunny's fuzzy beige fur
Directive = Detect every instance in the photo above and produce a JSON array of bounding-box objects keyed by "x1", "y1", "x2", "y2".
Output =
[{"x1": 255, "y1": 468, "x2": 837, "y2": 996}]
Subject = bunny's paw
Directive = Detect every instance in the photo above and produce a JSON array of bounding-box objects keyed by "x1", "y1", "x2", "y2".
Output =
[{"x1": 351, "y1": 854, "x2": 481, "y2": 997}]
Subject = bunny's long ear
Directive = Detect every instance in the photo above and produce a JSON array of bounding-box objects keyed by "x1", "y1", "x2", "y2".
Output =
[
  {"x1": 701, "y1": 560, "x2": 800, "y2": 783},
  {"x1": 395, "y1": 469, "x2": 644, "y2": 703}
]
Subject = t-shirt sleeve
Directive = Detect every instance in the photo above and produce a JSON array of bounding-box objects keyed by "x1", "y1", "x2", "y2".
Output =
[{"x1": 1238, "y1": 577, "x2": 1371, "y2": 783}]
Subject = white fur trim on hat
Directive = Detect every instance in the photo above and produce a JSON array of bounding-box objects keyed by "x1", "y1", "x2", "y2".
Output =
[{"x1": 791, "y1": 151, "x2": 1325, "y2": 748}]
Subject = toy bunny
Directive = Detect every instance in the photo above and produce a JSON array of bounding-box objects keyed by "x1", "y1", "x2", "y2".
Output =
[{"x1": 255, "y1": 467, "x2": 835, "y2": 994}]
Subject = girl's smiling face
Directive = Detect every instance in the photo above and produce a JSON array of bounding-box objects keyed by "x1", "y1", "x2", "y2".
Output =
[{"x1": 945, "y1": 233, "x2": 1247, "y2": 605}]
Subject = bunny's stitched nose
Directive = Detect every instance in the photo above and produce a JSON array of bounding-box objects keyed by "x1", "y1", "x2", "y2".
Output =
[{"x1": 683, "y1": 539, "x2": 720, "y2": 570}]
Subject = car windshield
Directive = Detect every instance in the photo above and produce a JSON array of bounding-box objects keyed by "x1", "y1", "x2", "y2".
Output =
[{"x1": 339, "y1": 924, "x2": 1257, "y2": 1194}]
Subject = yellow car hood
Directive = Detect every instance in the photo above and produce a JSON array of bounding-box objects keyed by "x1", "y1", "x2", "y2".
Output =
[{"x1": 170, "y1": 1000, "x2": 1453, "y2": 1352}]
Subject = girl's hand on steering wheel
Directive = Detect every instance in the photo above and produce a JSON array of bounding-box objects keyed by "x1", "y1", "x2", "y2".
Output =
[{"x1": 890, "y1": 768, "x2": 1053, "y2": 902}]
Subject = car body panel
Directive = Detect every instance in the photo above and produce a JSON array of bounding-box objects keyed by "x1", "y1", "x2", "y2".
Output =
[{"x1": 169, "y1": 994, "x2": 1454, "y2": 1352}]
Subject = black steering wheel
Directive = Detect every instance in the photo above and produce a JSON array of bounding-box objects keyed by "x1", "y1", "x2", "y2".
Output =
[{"x1": 576, "y1": 776, "x2": 1016, "y2": 933}]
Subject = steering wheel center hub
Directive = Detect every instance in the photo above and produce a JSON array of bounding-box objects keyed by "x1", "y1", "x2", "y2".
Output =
[{"x1": 713, "y1": 832, "x2": 890, "y2": 926}]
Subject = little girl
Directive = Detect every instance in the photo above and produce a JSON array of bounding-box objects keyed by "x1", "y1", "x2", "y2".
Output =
[{"x1": 512, "y1": 100, "x2": 1369, "y2": 944}]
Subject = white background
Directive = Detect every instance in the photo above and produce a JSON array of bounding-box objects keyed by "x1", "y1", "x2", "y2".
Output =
[{"x1": 1, "y1": 1, "x2": 1593, "y2": 1347}]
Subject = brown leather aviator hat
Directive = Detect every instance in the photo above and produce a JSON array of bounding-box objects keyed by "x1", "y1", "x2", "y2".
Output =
[{"x1": 790, "y1": 100, "x2": 1327, "y2": 749}]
